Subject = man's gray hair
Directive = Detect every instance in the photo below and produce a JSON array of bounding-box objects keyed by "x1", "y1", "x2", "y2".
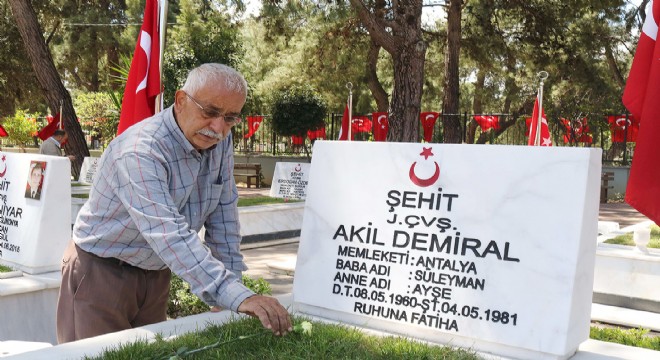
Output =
[{"x1": 182, "y1": 63, "x2": 247, "y2": 97}]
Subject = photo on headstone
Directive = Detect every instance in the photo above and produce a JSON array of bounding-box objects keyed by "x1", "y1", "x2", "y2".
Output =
[{"x1": 24, "y1": 161, "x2": 46, "y2": 201}]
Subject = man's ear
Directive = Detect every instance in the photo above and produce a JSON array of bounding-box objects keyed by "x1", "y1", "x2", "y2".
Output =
[{"x1": 174, "y1": 90, "x2": 186, "y2": 111}]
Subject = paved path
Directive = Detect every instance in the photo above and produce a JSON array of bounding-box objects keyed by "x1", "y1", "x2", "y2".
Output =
[{"x1": 598, "y1": 202, "x2": 650, "y2": 228}]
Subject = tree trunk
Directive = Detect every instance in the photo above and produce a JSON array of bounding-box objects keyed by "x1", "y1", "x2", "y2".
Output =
[
  {"x1": 8, "y1": 0, "x2": 89, "y2": 178},
  {"x1": 441, "y1": 0, "x2": 462, "y2": 143},
  {"x1": 348, "y1": 0, "x2": 426, "y2": 143},
  {"x1": 467, "y1": 69, "x2": 486, "y2": 144},
  {"x1": 388, "y1": 42, "x2": 426, "y2": 142},
  {"x1": 365, "y1": 41, "x2": 389, "y2": 112}
]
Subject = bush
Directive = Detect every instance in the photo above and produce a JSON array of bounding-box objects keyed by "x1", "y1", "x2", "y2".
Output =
[
  {"x1": 2, "y1": 109, "x2": 39, "y2": 148},
  {"x1": 167, "y1": 273, "x2": 272, "y2": 319},
  {"x1": 270, "y1": 85, "x2": 327, "y2": 137}
]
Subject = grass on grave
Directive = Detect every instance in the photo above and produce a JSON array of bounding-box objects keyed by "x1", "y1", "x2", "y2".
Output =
[
  {"x1": 237, "y1": 197, "x2": 301, "y2": 207},
  {"x1": 71, "y1": 193, "x2": 298, "y2": 206},
  {"x1": 590, "y1": 325, "x2": 660, "y2": 351},
  {"x1": 89, "y1": 315, "x2": 480, "y2": 360},
  {"x1": 603, "y1": 224, "x2": 660, "y2": 248},
  {"x1": 0, "y1": 264, "x2": 13, "y2": 273}
]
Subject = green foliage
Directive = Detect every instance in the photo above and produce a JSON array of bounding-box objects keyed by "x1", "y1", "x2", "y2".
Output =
[
  {"x1": 1, "y1": 110, "x2": 39, "y2": 148},
  {"x1": 590, "y1": 325, "x2": 660, "y2": 351},
  {"x1": 604, "y1": 225, "x2": 660, "y2": 248},
  {"x1": 162, "y1": 0, "x2": 242, "y2": 106},
  {"x1": 167, "y1": 273, "x2": 272, "y2": 319},
  {"x1": 0, "y1": 264, "x2": 14, "y2": 273},
  {"x1": 270, "y1": 86, "x2": 327, "y2": 137},
  {"x1": 94, "y1": 316, "x2": 480, "y2": 360},
  {"x1": 73, "y1": 92, "x2": 119, "y2": 148}
]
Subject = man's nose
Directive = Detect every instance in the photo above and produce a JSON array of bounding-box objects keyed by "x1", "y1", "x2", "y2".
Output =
[{"x1": 208, "y1": 117, "x2": 230, "y2": 134}]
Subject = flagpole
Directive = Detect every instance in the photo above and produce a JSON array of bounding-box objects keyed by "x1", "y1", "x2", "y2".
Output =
[
  {"x1": 347, "y1": 82, "x2": 353, "y2": 142},
  {"x1": 534, "y1": 71, "x2": 548, "y2": 146},
  {"x1": 155, "y1": 0, "x2": 168, "y2": 113},
  {"x1": 59, "y1": 100, "x2": 63, "y2": 130}
]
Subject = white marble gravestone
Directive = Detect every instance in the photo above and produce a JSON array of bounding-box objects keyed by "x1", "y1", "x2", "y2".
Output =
[
  {"x1": 269, "y1": 162, "x2": 311, "y2": 200},
  {"x1": 0, "y1": 152, "x2": 71, "y2": 274},
  {"x1": 77, "y1": 157, "x2": 100, "y2": 184},
  {"x1": 293, "y1": 142, "x2": 601, "y2": 360}
]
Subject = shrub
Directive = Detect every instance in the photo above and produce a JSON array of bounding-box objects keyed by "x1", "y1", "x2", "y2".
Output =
[{"x1": 167, "y1": 273, "x2": 272, "y2": 319}]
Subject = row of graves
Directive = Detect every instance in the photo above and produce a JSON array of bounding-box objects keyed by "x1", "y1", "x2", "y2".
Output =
[{"x1": 3, "y1": 143, "x2": 659, "y2": 359}]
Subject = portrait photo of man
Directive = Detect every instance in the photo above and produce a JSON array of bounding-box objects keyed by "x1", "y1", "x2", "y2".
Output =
[{"x1": 25, "y1": 161, "x2": 46, "y2": 200}]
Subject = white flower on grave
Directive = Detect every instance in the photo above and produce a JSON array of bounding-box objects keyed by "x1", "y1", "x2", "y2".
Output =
[{"x1": 294, "y1": 321, "x2": 313, "y2": 335}]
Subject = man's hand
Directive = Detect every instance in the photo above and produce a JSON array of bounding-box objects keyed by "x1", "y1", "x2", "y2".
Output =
[{"x1": 237, "y1": 295, "x2": 292, "y2": 336}]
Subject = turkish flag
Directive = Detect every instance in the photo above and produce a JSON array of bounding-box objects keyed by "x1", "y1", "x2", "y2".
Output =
[
  {"x1": 622, "y1": 0, "x2": 660, "y2": 224},
  {"x1": 420, "y1": 112, "x2": 439, "y2": 142},
  {"x1": 527, "y1": 97, "x2": 552, "y2": 146},
  {"x1": 473, "y1": 115, "x2": 500, "y2": 131},
  {"x1": 307, "y1": 126, "x2": 326, "y2": 140},
  {"x1": 337, "y1": 104, "x2": 351, "y2": 140},
  {"x1": 0, "y1": 124, "x2": 7, "y2": 137},
  {"x1": 351, "y1": 116, "x2": 372, "y2": 133},
  {"x1": 607, "y1": 115, "x2": 640, "y2": 143},
  {"x1": 243, "y1": 116, "x2": 263, "y2": 138},
  {"x1": 37, "y1": 113, "x2": 61, "y2": 140},
  {"x1": 117, "y1": 0, "x2": 161, "y2": 135},
  {"x1": 372, "y1": 112, "x2": 388, "y2": 141},
  {"x1": 291, "y1": 135, "x2": 305, "y2": 145},
  {"x1": 560, "y1": 118, "x2": 592, "y2": 144}
]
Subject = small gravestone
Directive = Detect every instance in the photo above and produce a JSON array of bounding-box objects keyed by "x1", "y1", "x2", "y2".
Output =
[
  {"x1": 293, "y1": 142, "x2": 601, "y2": 360},
  {"x1": 78, "y1": 157, "x2": 100, "y2": 184},
  {"x1": 269, "y1": 162, "x2": 311, "y2": 200},
  {"x1": 0, "y1": 153, "x2": 71, "y2": 274}
]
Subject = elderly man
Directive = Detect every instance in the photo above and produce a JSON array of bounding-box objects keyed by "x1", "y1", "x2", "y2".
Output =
[
  {"x1": 56, "y1": 63, "x2": 291, "y2": 343},
  {"x1": 39, "y1": 129, "x2": 76, "y2": 161}
]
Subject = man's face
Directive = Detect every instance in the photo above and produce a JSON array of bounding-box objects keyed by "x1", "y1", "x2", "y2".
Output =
[
  {"x1": 174, "y1": 85, "x2": 245, "y2": 150},
  {"x1": 30, "y1": 167, "x2": 42, "y2": 188}
]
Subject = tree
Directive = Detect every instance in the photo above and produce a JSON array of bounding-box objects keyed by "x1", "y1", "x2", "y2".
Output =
[
  {"x1": 270, "y1": 85, "x2": 327, "y2": 156},
  {"x1": 349, "y1": 0, "x2": 427, "y2": 142},
  {"x1": 8, "y1": 0, "x2": 89, "y2": 177},
  {"x1": 441, "y1": 0, "x2": 463, "y2": 143},
  {"x1": 1, "y1": 109, "x2": 38, "y2": 150}
]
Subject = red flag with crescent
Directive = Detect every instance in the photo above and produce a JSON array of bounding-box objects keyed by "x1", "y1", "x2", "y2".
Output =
[
  {"x1": 117, "y1": 0, "x2": 161, "y2": 135},
  {"x1": 0, "y1": 124, "x2": 7, "y2": 137},
  {"x1": 560, "y1": 118, "x2": 592, "y2": 144},
  {"x1": 420, "y1": 112, "x2": 439, "y2": 142},
  {"x1": 607, "y1": 115, "x2": 640, "y2": 143},
  {"x1": 307, "y1": 126, "x2": 326, "y2": 140},
  {"x1": 351, "y1": 116, "x2": 372, "y2": 133},
  {"x1": 527, "y1": 97, "x2": 552, "y2": 146},
  {"x1": 473, "y1": 115, "x2": 500, "y2": 132},
  {"x1": 37, "y1": 113, "x2": 61, "y2": 140},
  {"x1": 291, "y1": 135, "x2": 305, "y2": 145},
  {"x1": 243, "y1": 116, "x2": 264, "y2": 138},
  {"x1": 622, "y1": 0, "x2": 660, "y2": 224},
  {"x1": 337, "y1": 104, "x2": 351, "y2": 140},
  {"x1": 372, "y1": 112, "x2": 388, "y2": 141}
]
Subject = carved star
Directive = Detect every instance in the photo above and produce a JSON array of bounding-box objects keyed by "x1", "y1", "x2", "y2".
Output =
[
  {"x1": 542, "y1": 137, "x2": 552, "y2": 146},
  {"x1": 420, "y1": 147, "x2": 434, "y2": 160}
]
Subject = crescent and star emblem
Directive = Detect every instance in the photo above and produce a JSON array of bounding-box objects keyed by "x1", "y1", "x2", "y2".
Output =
[
  {"x1": 0, "y1": 155, "x2": 6, "y2": 178},
  {"x1": 409, "y1": 147, "x2": 440, "y2": 187},
  {"x1": 295, "y1": 164, "x2": 302, "y2": 172},
  {"x1": 615, "y1": 117, "x2": 631, "y2": 129},
  {"x1": 135, "y1": 30, "x2": 152, "y2": 94}
]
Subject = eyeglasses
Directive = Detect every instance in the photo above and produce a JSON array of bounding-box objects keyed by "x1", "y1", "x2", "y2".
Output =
[{"x1": 183, "y1": 92, "x2": 242, "y2": 126}]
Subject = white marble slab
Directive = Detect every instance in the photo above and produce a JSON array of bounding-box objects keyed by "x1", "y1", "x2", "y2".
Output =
[
  {"x1": 0, "y1": 153, "x2": 71, "y2": 274},
  {"x1": 294, "y1": 142, "x2": 602, "y2": 360},
  {"x1": 269, "y1": 162, "x2": 311, "y2": 200}
]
